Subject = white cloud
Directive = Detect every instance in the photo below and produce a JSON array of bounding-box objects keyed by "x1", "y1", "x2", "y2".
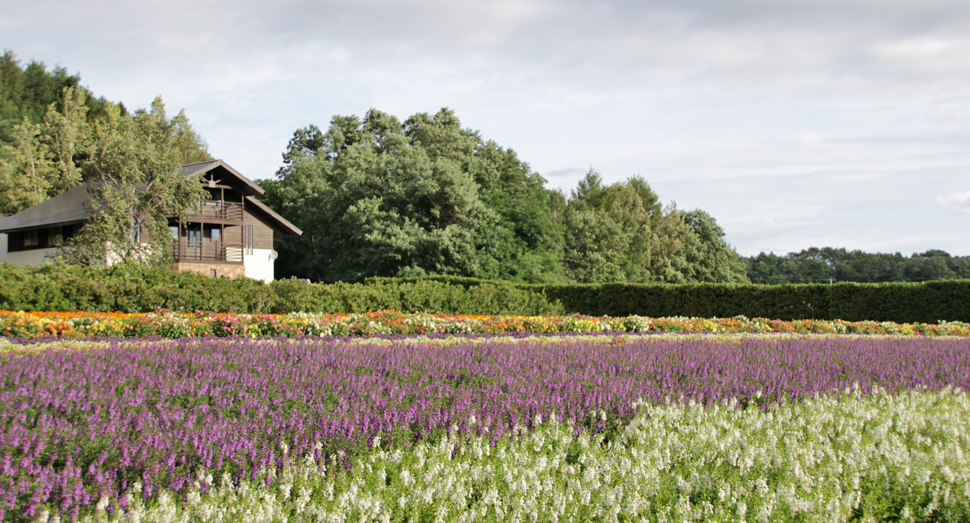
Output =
[
  {"x1": 936, "y1": 191, "x2": 970, "y2": 216},
  {"x1": 2, "y1": 0, "x2": 969, "y2": 255}
]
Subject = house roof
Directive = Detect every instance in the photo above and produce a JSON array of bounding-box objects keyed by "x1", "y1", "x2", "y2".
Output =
[
  {"x1": 0, "y1": 160, "x2": 301, "y2": 236},
  {"x1": 246, "y1": 196, "x2": 303, "y2": 237},
  {"x1": 0, "y1": 184, "x2": 94, "y2": 233},
  {"x1": 180, "y1": 160, "x2": 265, "y2": 197}
]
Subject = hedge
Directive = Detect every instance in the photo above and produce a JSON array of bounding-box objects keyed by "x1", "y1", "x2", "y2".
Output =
[
  {"x1": 0, "y1": 263, "x2": 561, "y2": 316},
  {"x1": 370, "y1": 275, "x2": 970, "y2": 323},
  {"x1": 4, "y1": 263, "x2": 969, "y2": 321}
]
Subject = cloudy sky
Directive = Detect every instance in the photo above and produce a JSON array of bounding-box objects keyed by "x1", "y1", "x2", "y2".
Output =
[{"x1": 4, "y1": 0, "x2": 969, "y2": 256}]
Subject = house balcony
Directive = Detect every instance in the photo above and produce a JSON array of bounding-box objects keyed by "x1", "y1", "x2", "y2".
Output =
[
  {"x1": 173, "y1": 240, "x2": 244, "y2": 264},
  {"x1": 182, "y1": 201, "x2": 244, "y2": 224}
]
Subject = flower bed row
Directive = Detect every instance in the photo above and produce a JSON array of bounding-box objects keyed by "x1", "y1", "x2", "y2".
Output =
[
  {"x1": 2, "y1": 334, "x2": 969, "y2": 520},
  {"x1": 2, "y1": 309, "x2": 969, "y2": 339},
  {"x1": 66, "y1": 389, "x2": 970, "y2": 523}
]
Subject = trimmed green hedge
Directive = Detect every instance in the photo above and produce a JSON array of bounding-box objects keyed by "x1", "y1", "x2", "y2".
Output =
[
  {"x1": 530, "y1": 281, "x2": 970, "y2": 322},
  {"x1": 369, "y1": 275, "x2": 970, "y2": 322},
  {"x1": 0, "y1": 263, "x2": 561, "y2": 316},
  {"x1": 4, "y1": 264, "x2": 968, "y2": 321}
]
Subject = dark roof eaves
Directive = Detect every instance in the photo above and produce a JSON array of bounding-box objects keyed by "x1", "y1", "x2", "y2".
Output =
[
  {"x1": 0, "y1": 184, "x2": 95, "y2": 233},
  {"x1": 245, "y1": 196, "x2": 303, "y2": 237},
  {"x1": 181, "y1": 159, "x2": 265, "y2": 196}
]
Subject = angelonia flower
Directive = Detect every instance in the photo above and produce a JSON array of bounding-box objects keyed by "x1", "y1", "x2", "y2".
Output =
[{"x1": 0, "y1": 333, "x2": 967, "y2": 520}]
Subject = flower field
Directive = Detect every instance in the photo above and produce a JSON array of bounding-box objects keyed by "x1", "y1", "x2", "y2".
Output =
[
  {"x1": 2, "y1": 333, "x2": 969, "y2": 522},
  {"x1": 2, "y1": 309, "x2": 969, "y2": 339}
]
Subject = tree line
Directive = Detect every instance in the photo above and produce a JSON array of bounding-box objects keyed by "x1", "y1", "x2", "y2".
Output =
[
  {"x1": 0, "y1": 51, "x2": 211, "y2": 264},
  {"x1": 0, "y1": 51, "x2": 752, "y2": 283},
  {"x1": 261, "y1": 108, "x2": 750, "y2": 284},
  {"x1": 745, "y1": 248, "x2": 970, "y2": 284},
  {"x1": 11, "y1": 51, "x2": 959, "y2": 286}
]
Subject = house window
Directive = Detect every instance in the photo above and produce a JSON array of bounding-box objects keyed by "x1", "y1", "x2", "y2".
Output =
[
  {"x1": 170, "y1": 226, "x2": 179, "y2": 240},
  {"x1": 210, "y1": 227, "x2": 222, "y2": 242},
  {"x1": 188, "y1": 228, "x2": 202, "y2": 246},
  {"x1": 24, "y1": 229, "x2": 39, "y2": 247},
  {"x1": 210, "y1": 269, "x2": 217, "y2": 278},
  {"x1": 245, "y1": 225, "x2": 254, "y2": 255}
]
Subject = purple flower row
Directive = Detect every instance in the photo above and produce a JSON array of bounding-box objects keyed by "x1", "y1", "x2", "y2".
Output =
[{"x1": 1, "y1": 334, "x2": 968, "y2": 521}]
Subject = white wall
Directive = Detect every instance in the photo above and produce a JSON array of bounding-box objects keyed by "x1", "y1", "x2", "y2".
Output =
[
  {"x1": 244, "y1": 248, "x2": 275, "y2": 283},
  {"x1": 0, "y1": 245, "x2": 59, "y2": 266}
]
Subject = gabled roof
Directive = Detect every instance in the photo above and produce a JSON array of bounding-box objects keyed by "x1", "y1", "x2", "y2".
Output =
[
  {"x1": 0, "y1": 160, "x2": 300, "y2": 236},
  {"x1": 180, "y1": 160, "x2": 265, "y2": 197},
  {"x1": 0, "y1": 184, "x2": 94, "y2": 233},
  {"x1": 246, "y1": 196, "x2": 303, "y2": 237}
]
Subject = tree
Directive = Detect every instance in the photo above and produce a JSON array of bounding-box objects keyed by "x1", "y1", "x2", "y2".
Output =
[
  {"x1": 266, "y1": 109, "x2": 748, "y2": 284},
  {"x1": 560, "y1": 170, "x2": 662, "y2": 283},
  {"x1": 562, "y1": 209, "x2": 628, "y2": 282},
  {"x1": 678, "y1": 209, "x2": 749, "y2": 283},
  {"x1": 42, "y1": 87, "x2": 87, "y2": 194},
  {"x1": 742, "y1": 247, "x2": 970, "y2": 283},
  {"x1": 0, "y1": 117, "x2": 53, "y2": 214},
  {"x1": 57, "y1": 98, "x2": 210, "y2": 265},
  {"x1": 557, "y1": 171, "x2": 746, "y2": 284},
  {"x1": 266, "y1": 108, "x2": 564, "y2": 283},
  {"x1": 0, "y1": 87, "x2": 91, "y2": 215}
]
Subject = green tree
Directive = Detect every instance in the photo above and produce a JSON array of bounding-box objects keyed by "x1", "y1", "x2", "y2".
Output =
[
  {"x1": 0, "y1": 117, "x2": 53, "y2": 214},
  {"x1": 558, "y1": 170, "x2": 727, "y2": 284},
  {"x1": 58, "y1": 98, "x2": 210, "y2": 265},
  {"x1": 678, "y1": 209, "x2": 749, "y2": 283},
  {"x1": 0, "y1": 51, "x2": 114, "y2": 147},
  {"x1": 561, "y1": 170, "x2": 658, "y2": 283},
  {"x1": 0, "y1": 51, "x2": 128, "y2": 215},
  {"x1": 266, "y1": 108, "x2": 563, "y2": 283},
  {"x1": 742, "y1": 247, "x2": 970, "y2": 284},
  {"x1": 0, "y1": 87, "x2": 91, "y2": 215}
]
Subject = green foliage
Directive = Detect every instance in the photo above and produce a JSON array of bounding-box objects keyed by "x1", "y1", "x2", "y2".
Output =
[
  {"x1": 264, "y1": 108, "x2": 564, "y2": 284},
  {"x1": 0, "y1": 52, "x2": 121, "y2": 216},
  {"x1": 746, "y1": 247, "x2": 970, "y2": 284},
  {"x1": 0, "y1": 50, "x2": 116, "y2": 146},
  {"x1": 561, "y1": 170, "x2": 659, "y2": 283},
  {"x1": 0, "y1": 50, "x2": 212, "y2": 267},
  {"x1": 527, "y1": 280, "x2": 970, "y2": 322},
  {"x1": 0, "y1": 87, "x2": 88, "y2": 215},
  {"x1": 0, "y1": 263, "x2": 563, "y2": 316},
  {"x1": 5, "y1": 263, "x2": 968, "y2": 321},
  {"x1": 57, "y1": 97, "x2": 211, "y2": 266},
  {"x1": 267, "y1": 110, "x2": 749, "y2": 286}
]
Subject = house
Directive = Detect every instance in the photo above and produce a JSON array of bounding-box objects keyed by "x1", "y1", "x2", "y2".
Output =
[{"x1": 0, "y1": 160, "x2": 302, "y2": 282}]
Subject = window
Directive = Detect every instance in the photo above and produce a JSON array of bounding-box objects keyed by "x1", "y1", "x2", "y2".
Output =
[
  {"x1": 210, "y1": 269, "x2": 217, "y2": 278},
  {"x1": 24, "y1": 229, "x2": 39, "y2": 247},
  {"x1": 188, "y1": 227, "x2": 202, "y2": 246},
  {"x1": 245, "y1": 225, "x2": 254, "y2": 255},
  {"x1": 170, "y1": 226, "x2": 179, "y2": 240},
  {"x1": 210, "y1": 227, "x2": 221, "y2": 242}
]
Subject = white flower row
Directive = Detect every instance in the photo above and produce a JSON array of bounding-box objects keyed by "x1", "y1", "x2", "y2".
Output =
[{"x1": 39, "y1": 388, "x2": 970, "y2": 523}]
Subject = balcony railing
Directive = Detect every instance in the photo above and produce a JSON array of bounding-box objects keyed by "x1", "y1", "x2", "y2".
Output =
[
  {"x1": 182, "y1": 201, "x2": 244, "y2": 223},
  {"x1": 173, "y1": 240, "x2": 243, "y2": 263}
]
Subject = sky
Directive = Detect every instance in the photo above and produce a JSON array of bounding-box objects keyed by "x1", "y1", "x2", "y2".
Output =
[{"x1": 3, "y1": 0, "x2": 969, "y2": 256}]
